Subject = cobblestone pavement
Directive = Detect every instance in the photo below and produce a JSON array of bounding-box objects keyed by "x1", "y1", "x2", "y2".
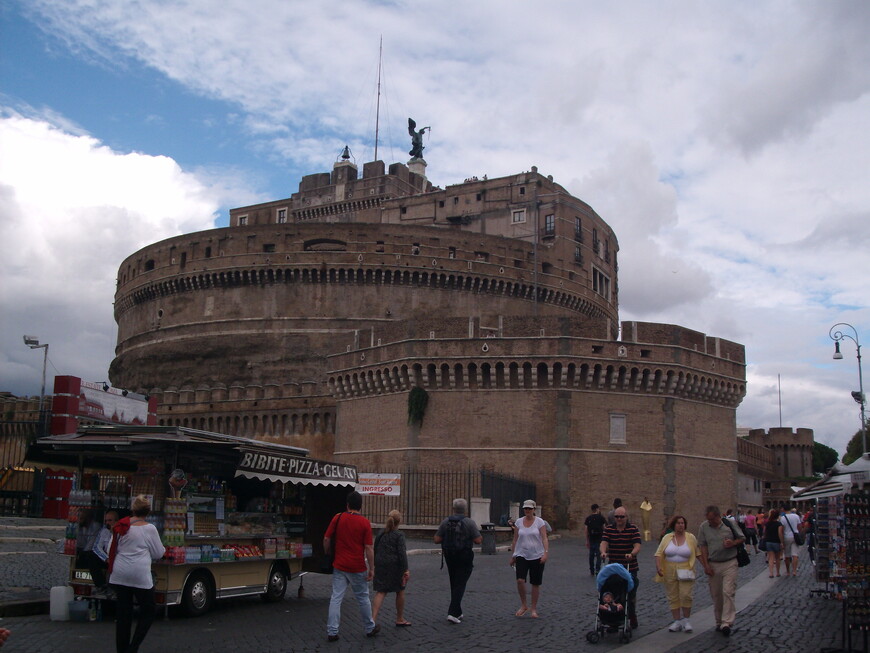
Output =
[
  {"x1": 0, "y1": 517, "x2": 67, "y2": 606},
  {"x1": 0, "y1": 518, "x2": 856, "y2": 652}
]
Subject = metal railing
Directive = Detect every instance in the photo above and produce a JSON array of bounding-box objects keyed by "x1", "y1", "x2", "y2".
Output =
[{"x1": 361, "y1": 467, "x2": 535, "y2": 527}]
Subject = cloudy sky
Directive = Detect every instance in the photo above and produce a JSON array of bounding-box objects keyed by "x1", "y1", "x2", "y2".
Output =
[{"x1": 1, "y1": 1, "x2": 868, "y2": 457}]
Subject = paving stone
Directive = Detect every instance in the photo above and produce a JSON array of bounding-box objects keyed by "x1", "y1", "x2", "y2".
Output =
[{"x1": 0, "y1": 519, "x2": 852, "y2": 652}]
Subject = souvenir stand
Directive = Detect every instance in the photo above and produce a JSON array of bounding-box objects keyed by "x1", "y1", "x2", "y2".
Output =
[
  {"x1": 34, "y1": 425, "x2": 357, "y2": 616},
  {"x1": 795, "y1": 456, "x2": 870, "y2": 652}
]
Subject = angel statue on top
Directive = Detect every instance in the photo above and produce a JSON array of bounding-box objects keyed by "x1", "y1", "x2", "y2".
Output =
[{"x1": 408, "y1": 118, "x2": 430, "y2": 159}]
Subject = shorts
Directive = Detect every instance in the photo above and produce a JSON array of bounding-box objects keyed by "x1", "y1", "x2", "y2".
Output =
[
  {"x1": 765, "y1": 542, "x2": 782, "y2": 553},
  {"x1": 784, "y1": 539, "x2": 800, "y2": 558},
  {"x1": 744, "y1": 528, "x2": 758, "y2": 545},
  {"x1": 514, "y1": 556, "x2": 545, "y2": 585}
]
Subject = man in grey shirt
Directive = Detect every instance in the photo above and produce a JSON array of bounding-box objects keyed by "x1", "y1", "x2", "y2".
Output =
[
  {"x1": 434, "y1": 498, "x2": 482, "y2": 624},
  {"x1": 698, "y1": 505, "x2": 745, "y2": 637}
]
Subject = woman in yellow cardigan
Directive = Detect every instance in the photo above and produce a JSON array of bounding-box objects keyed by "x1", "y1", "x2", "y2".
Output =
[{"x1": 654, "y1": 515, "x2": 700, "y2": 633}]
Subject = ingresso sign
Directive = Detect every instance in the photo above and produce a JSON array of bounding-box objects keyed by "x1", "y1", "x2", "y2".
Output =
[{"x1": 356, "y1": 473, "x2": 401, "y2": 496}]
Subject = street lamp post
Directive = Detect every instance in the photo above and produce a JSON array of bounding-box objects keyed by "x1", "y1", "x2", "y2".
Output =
[
  {"x1": 829, "y1": 323, "x2": 866, "y2": 457},
  {"x1": 23, "y1": 335, "x2": 49, "y2": 434}
]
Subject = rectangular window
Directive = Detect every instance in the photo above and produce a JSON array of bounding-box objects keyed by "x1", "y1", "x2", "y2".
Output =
[
  {"x1": 593, "y1": 267, "x2": 611, "y2": 301},
  {"x1": 574, "y1": 217, "x2": 583, "y2": 242},
  {"x1": 592, "y1": 228, "x2": 599, "y2": 256},
  {"x1": 277, "y1": 208, "x2": 287, "y2": 224},
  {"x1": 609, "y1": 414, "x2": 626, "y2": 444},
  {"x1": 574, "y1": 246, "x2": 583, "y2": 264},
  {"x1": 519, "y1": 187, "x2": 526, "y2": 195},
  {"x1": 263, "y1": 244, "x2": 275, "y2": 253},
  {"x1": 512, "y1": 209, "x2": 526, "y2": 223},
  {"x1": 439, "y1": 200, "x2": 445, "y2": 208},
  {"x1": 376, "y1": 241, "x2": 385, "y2": 253},
  {"x1": 238, "y1": 215, "x2": 248, "y2": 226},
  {"x1": 544, "y1": 214, "x2": 555, "y2": 235},
  {"x1": 448, "y1": 247, "x2": 456, "y2": 259}
]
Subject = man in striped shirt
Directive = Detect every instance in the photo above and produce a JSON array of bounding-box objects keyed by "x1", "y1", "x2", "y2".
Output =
[{"x1": 600, "y1": 506, "x2": 642, "y2": 628}]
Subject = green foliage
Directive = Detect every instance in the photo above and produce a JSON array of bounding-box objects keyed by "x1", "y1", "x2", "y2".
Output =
[
  {"x1": 407, "y1": 386, "x2": 429, "y2": 425},
  {"x1": 843, "y1": 424, "x2": 867, "y2": 465},
  {"x1": 812, "y1": 441, "x2": 839, "y2": 474}
]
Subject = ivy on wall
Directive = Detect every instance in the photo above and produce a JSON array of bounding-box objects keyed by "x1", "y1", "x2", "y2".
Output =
[{"x1": 407, "y1": 386, "x2": 429, "y2": 425}]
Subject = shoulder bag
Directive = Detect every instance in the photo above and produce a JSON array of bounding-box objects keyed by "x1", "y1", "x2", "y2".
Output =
[
  {"x1": 321, "y1": 512, "x2": 343, "y2": 574},
  {"x1": 783, "y1": 514, "x2": 805, "y2": 546},
  {"x1": 724, "y1": 519, "x2": 751, "y2": 567}
]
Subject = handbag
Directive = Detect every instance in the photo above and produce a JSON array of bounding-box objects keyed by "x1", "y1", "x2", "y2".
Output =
[
  {"x1": 735, "y1": 543, "x2": 751, "y2": 567},
  {"x1": 676, "y1": 568, "x2": 696, "y2": 581},
  {"x1": 725, "y1": 518, "x2": 751, "y2": 567},
  {"x1": 320, "y1": 512, "x2": 343, "y2": 574},
  {"x1": 784, "y1": 514, "x2": 805, "y2": 546}
]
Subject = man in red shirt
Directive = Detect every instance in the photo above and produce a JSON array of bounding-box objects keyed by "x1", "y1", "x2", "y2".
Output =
[{"x1": 323, "y1": 491, "x2": 379, "y2": 642}]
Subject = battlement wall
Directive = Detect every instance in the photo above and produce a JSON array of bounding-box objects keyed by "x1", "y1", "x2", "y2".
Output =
[{"x1": 326, "y1": 333, "x2": 746, "y2": 408}]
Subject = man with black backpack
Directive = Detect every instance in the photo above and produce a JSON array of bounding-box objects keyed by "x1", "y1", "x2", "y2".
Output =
[
  {"x1": 584, "y1": 503, "x2": 606, "y2": 575},
  {"x1": 434, "y1": 498, "x2": 482, "y2": 623}
]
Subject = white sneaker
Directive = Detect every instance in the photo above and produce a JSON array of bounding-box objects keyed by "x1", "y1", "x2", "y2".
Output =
[
  {"x1": 668, "y1": 620, "x2": 683, "y2": 632},
  {"x1": 681, "y1": 618, "x2": 693, "y2": 632},
  {"x1": 447, "y1": 615, "x2": 461, "y2": 624}
]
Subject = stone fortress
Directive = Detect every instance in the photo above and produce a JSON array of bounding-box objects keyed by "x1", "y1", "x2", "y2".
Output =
[{"x1": 110, "y1": 147, "x2": 748, "y2": 529}]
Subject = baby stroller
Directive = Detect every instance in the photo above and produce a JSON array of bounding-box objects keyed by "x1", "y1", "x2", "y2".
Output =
[{"x1": 586, "y1": 563, "x2": 634, "y2": 644}]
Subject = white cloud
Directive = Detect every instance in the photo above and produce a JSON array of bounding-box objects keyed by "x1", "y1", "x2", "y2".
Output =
[
  {"x1": 8, "y1": 1, "x2": 870, "y2": 457},
  {"x1": 0, "y1": 110, "x2": 221, "y2": 394}
]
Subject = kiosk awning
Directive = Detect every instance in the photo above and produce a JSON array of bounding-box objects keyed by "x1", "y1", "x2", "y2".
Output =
[
  {"x1": 234, "y1": 447, "x2": 357, "y2": 488},
  {"x1": 791, "y1": 479, "x2": 851, "y2": 501}
]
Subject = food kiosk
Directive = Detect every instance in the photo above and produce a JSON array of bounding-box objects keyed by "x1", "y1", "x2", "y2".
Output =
[{"x1": 35, "y1": 426, "x2": 357, "y2": 616}]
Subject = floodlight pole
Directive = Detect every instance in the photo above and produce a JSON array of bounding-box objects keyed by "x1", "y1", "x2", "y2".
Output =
[
  {"x1": 829, "y1": 323, "x2": 866, "y2": 456},
  {"x1": 23, "y1": 336, "x2": 49, "y2": 435}
]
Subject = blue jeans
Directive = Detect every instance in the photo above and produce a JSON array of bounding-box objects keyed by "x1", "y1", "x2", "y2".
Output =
[
  {"x1": 327, "y1": 569, "x2": 375, "y2": 636},
  {"x1": 588, "y1": 539, "x2": 602, "y2": 573}
]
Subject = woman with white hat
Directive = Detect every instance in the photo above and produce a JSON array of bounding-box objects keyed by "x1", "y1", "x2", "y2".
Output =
[{"x1": 510, "y1": 499, "x2": 549, "y2": 617}]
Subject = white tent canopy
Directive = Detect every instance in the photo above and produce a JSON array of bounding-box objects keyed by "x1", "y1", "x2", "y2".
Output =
[{"x1": 792, "y1": 453, "x2": 870, "y2": 501}]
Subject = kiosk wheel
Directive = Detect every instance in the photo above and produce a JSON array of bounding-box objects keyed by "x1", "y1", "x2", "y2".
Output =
[
  {"x1": 182, "y1": 571, "x2": 214, "y2": 616},
  {"x1": 262, "y1": 564, "x2": 287, "y2": 602}
]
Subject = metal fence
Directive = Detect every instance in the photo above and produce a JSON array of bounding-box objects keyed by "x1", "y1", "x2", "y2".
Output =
[
  {"x1": 359, "y1": 468, "x2": 535, "y2": 527},
  {"x1": 0, "y1": 468, "x2": 45, "y2": 517}
]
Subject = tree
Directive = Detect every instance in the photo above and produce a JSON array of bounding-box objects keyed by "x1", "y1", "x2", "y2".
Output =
[
  {"x1": 812, "y1": 441, "x2": 839, "y2": 474},
  {"x1": 843, "y1": 424, "x2": 867, "y2": 466}
]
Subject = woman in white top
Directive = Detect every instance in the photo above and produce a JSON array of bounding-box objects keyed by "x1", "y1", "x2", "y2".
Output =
[
  {"x1": 109, "y1": 494, "x2": 166, "y2": 653},
  {"x1": 654, "y1": 515, "x2": 700, "y2": 633},
  {"x1": 509, "y1": 499, "x2": 549, "y2": 618}
]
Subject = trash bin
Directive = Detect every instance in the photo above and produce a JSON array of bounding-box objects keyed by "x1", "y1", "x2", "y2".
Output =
[{"x1": 481, "y1": 523, "x2": 496, "y2": 555}]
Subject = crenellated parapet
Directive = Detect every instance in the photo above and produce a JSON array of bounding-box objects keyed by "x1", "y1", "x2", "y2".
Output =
[
  {"x1": 326, "y1": 328, "x2": 746, "y2": 408},
  {"x1": 745, "y1": 427, "x2": 814, "y2": 480}
]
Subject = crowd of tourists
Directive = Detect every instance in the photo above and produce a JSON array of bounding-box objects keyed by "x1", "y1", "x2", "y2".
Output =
[{"x1": 320, "y1": 491, "x2": 814, "y2": 643}]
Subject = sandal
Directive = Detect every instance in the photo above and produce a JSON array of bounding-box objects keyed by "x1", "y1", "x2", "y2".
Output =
[
  {"x1": 395, "y1": 621, "x2": 412, "y2": 627},
  {"x1": 515, "y1": 607, "x2": 528, "y2": 617}
]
